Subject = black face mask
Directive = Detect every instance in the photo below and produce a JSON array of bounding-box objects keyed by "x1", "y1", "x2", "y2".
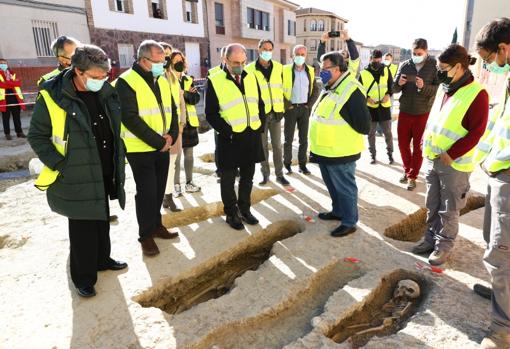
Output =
[
  {"x1": 164, "y1": 56, "x2": 171, "y2": 69},
  {"x1": 371, "y1": 62, "x2": 382, "y2": 70},
  {"x1": 173, "y1": 61, "x2": 185, "y2": 72},
  {"x1": 437, "y1": 68, "x2": 454, "y2": 85}
]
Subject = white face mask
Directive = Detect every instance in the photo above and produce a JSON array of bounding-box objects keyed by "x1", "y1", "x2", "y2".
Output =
[
  {"x1": 383, "y1": 60, "x2": 391, "y2": 66},
  {"x1": 412, "y1": 55, "x2": 425, "y2": 64}
]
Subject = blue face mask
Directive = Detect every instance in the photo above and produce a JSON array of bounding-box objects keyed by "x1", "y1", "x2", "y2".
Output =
[
  {"x1": 320, "y1": 70, "x2": 332, "y2": 85},
  {"x1": 260, "y1": 51, "x2": 272, "y2": 61},
  {"x1": 294, "y1": 56, "x2": 306, "y2": 66},
  {"x1": 412, "y1": 55, "x2": 425, "y2": 64},
  {"x1": 487, "y1": 50, "x2": 510, "y2": 75},
  {"x1": 151, "y1": 62, "x2": 165, "y2": 77},
  {"x1": 0, "y1": 64, "x2": 7, "y2": 71},
  {"x1": 85, "y1": 77, "x2": 107, "y2": 92}
]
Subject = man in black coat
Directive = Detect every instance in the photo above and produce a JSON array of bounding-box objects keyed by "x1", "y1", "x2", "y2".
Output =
[{"x1": 205, "y1": 43, "x2": 265, "y2": 230}]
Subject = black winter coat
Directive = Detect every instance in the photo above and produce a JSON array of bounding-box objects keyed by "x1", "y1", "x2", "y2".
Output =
[{"x1": 28, "y1": 69, "x2": 126, "y2": 220}]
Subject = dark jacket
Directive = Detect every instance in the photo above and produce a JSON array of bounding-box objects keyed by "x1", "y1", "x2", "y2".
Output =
[
  {"x1": 115, "y1": 62, "x2": 179, "y2": 150},
  {"x1": 180, "y1": 75, "x2": 200, "y2": 148},
  {"x1": 393, "y1": 56, "x2": 439, "y2": 115},
  {"x1": 283, "y1": 63, "x2": 321, "y2": 110},
  {"x1": 310, "y1": 72, "x2": 371, "y2": 164},
  {"x1": 28, "y1": 69, "x2": 126, "y2": 220},
  {"x1": 205, "y1": 67, "x2": 266, "y2": 169}
]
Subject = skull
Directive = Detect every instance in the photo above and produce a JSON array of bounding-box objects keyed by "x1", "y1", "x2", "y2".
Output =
[{"x1": 393, "y1": 279, "x2": 420, "y2": 299}]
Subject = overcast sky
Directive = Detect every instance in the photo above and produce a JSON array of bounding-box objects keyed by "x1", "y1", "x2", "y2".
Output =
[{"x1": 293, "y1": 0, "x2": 466, "y2": 50}]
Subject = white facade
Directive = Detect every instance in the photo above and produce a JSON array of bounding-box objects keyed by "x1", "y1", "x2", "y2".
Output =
[
  {"x1": 282, "y1": 9, "x2": 296, "y2": 45},
  {"x1": 89, "y1": 0, "x2": 205, "y2": 37},
  {"x1": 0, "y1": 0, "x2": 90, "y2": 64},
  {"x1": 240, "y1": 0, "x2": 274, "y2": 41}
]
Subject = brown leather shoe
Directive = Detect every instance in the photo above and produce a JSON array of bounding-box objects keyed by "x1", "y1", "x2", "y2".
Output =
[
  {"x1": 152, "y1": 225, "x2": 179, "y2": 239},
  {"x1": 140, "y1": 237, "x2": 160, "y2": 256}
]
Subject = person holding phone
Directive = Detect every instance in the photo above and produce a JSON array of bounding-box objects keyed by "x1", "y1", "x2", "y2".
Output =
[
  {"x1": 318, "y1": 30, "x2": 360, "y2": 77},
  {"x1": 393, "y1": 38, "x2": 439, "y2": 190}
]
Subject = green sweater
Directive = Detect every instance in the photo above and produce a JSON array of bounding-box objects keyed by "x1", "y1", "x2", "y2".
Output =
[{"x1": 28, "y1": 69, "x2": 126, "y2": 220}]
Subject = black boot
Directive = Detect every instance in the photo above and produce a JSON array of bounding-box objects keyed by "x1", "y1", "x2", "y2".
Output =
[
  {"x1": 388, "y1": 153, "x2": 394, "y2": 165},
  {"x1": 163, "y1": 194, "x2": 182, "y2": 212},
  {"x1": 370, "y1": 155, "x2": 376, "y2": 164}
]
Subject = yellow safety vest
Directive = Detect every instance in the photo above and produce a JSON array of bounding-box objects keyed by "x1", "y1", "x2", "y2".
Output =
[
  {"x1": 182, "y1": 76, "x2": 199, "y2": 127},
  {"x1": 360, "y1": 67, "x2": 392, "y2": 108},
  {"x1": 309, "y1": 73, "x2": 366, "y2": 157},
  {"x1": 282, "y1": 64, "x2": 315, "y2": 101},
  {"x1": 245, "y1": 60, "x2": 284, "y2": 114},
  {"x1": 118, "y1": 69, "x2": 173, "y2": 153},
  {"x1": 208, "y1": 71, "x2": 261, "y2": 132},
  {"x1": 348, "y1": 58, "x2": 360, "y2": 77},
  {"x1": 208, "y1": 65, "x2": 222, "y2": 76},
  {"x1": 423, "y1": 81, "x2": 485, "y2": 172},
  {"x1": 474, "y1": 84, "x2": 509, "y2": 164},
  {"x1": 0, "y1": 73, "x2": 25, "y2": 105},
  {"x1": 167, "y1": 73, "x2": 181, "y2": 120},
  {"x1": 37, "y1": 68, "x2": 60, "y2": 86},
  {"x1": 388, "y1": 63, "x2": 398, "y2": 78},
  {"x1": 34, "y1": 90, "x2": 67, "y2": 190},
  {"x1": 477, "y1": 82, "x2": 510, "y2": 173}
]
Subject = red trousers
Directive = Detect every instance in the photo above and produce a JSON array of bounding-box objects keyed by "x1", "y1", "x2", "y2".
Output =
[{"x1": 397, "y1": 111, "x2": 429, "y2": 180}]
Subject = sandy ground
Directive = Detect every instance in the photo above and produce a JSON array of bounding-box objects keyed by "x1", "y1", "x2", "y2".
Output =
[{"x1": 0, "y1": 125, "x2": 494, "y2": 349}]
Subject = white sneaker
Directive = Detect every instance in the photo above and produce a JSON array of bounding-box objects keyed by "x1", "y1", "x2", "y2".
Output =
[
  {"x1": 174, "y1": 184, "x2": 182, "y2": 197},
  {"x1": 185, "y1": 182, "x2": 201, "y2": 193},
  {"x1": 481, "y1": 331, "x2": 510, "y2": 349}
]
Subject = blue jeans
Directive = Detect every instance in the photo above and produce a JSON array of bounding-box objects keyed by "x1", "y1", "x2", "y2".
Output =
[{"x1": 319, "y1": 161, "x2": 358, "y2": 227}]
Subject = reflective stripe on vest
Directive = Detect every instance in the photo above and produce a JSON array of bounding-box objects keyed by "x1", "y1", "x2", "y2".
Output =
[
  {"x1": 482, "y1": 82, "x2": 510, "y2": 173},
  {"x1": 282, "y1": 64, "x2": 315, "y2": 101},
  {"x1": 245, "y1": 60, "x2": 284, "y2": 113},
  {"x1": 474, "y1": 83, "x2": 510, "y2": 164},
  {"x1": 37, "y1": 68, "x2": 60, "y2": 86},
  {"x1": 309, "y1": 73, "x2": 366, "y2": 157},
  {"x1": 0, "y1": 73, "x2": 24, "y2": 103},
  {"x1": 118, "y1": 69, "x2": 173, "y2": 153},
  {"x1": 183, "y1": 76, "x2": 199, "y2": 127},
  {"x1": 209, "y1": 71, "x2": 261, "y2": 132},
  {"x1": 34, "y1": 90, "x2": 67, "y2": 190},
  {"x1": 423, "y1": 81, "x2": 485, "y2": 172},
  {"x1": 360, "y1": 67, "x2": 391, "y2": 108}
]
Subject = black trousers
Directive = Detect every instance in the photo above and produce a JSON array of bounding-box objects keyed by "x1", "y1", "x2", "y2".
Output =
[
  {"x1": 284, "y1": 105, "x2": 309, "y2": 167},
  {"x1": 69, "y1": 210, "x2": 111, "y2": 288},
  {"x1": 2, "y1": 106, "x2": 22, "y2": 135},
  {"x1": 126, "y1": 151, "x2": 169, "y2": 240},
  {"x1": 220, "y1": 162, "x2": 255, "y2": 216}
]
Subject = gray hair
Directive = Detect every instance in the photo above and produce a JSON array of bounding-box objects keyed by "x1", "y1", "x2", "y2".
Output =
[
  {"x1": 225, "y1": 43, "x2": 246, "y2": 58},
  {"x1": 293, "y1": 44, "x2": 307, "y2": 56},
  {"x1": 137, "y1": 40, "x2": 164, "y2": 61},
  {"x1": 51, "y1": 35, "x2": 80, "y2": 57},
  {"x1": 71, "y1": 44, "x2": 111, "y2": 72},
  {"x1": 220, "y1": 46, "x2": 227, "y2": 58}
]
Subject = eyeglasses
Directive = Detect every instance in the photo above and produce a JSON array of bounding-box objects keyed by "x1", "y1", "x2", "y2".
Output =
[
  {"x1": 81, "y1": 71, "x2": 108, "y2": 80},
  {"x1": 436, "y1": 65, "x2": 454, "y2": 73},
  {"x1": 480, "y1": 50, "x2": 495, "y2": 64},
  {"x1": 58, "y1": 55, "x2": 72, "y2": 61},
  {"x1": 321, "y1": 65, "x2": 337, "y2": 71},
  {"x1": 143, "y1": 56, "x2": 165, "y2": 64}
]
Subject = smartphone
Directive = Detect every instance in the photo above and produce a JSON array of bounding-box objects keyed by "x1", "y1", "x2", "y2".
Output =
[
  {"x1": 405, "y1": 75, "x2": 416, "y2": 83},
  {"x1": 328, "y1": 31, "x2": 341, "y2": 38}
]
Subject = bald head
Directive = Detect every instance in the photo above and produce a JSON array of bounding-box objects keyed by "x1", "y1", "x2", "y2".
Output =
[{"x1": 225, "y1": 43, "x2": 247, "y2": 76}]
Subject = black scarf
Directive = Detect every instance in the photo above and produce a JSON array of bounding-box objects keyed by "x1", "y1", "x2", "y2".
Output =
[{"x1": 443, "y1": 70, "x2": 473, "y2": 94}]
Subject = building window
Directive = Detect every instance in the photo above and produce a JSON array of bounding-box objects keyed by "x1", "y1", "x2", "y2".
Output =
[
  {"x1": 183, "y1": 0, "x2": 198, "y2": 23},
  {"x1": 247, "y1": 7, "x2": 270, "y2": 31},
  {"x1": 31, "y1": 20, "x2": 58, "y2": 57},
  {"x1": 247, "y1": 49, "x2": 257, "y2": 62},
  {"x1": 310, "y1": 19, "x2": 317, "y2": 31},
  {"x1": 109, "y1": 0, "x2": 132, "y2": 13},
  {"x1": 309, "y1": 39, "x2": 317, "y2": 51},
  {"x1": 287, "y1": 20, "x2": 295, "y2": 36},
  {"x1": 118, "y1": 44, "x2": 135, "y2": 68},
  {"x1": 115, "y1": 0, "x2": 125, "y2": 12},
  {"x1": 150, "y1": 0, "x2": 165, "y2": 19},
  {"x1": 215, "y1": 2, "x2": 225, "y2": 34},
  {"x1": 303, "y1": 19, "x2": 306, "y2": 32},
  {"x1": 317, "y1": 19, "x2": 324, "y2": 31}
]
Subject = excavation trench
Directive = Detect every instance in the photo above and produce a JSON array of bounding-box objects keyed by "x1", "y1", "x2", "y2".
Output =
[
  {"x1": 325, "y1": 269, "x2": 429, "y2": 348},
  {"x1": 384, "y1": 194, "x2": 485, "y2": 242},
  {"x1": 134, "y1": 219, "x2": 303, "y2": 315},
  {"x1": 162, "y1": 187, "x2": 279, "y2": 228},
  {"x1": 189, "y1": 259, "x2": 364, "y2": 349}
]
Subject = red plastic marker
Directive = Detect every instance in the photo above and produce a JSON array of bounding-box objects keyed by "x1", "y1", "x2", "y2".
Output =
[
  {"x1": 344, "y1": 257, "x2": 361, "y2": 263},
  {"x1": 286, "y1": 186, "x2": 296, "y2": 193},
  {"x1": 415, "y1": 261, "x2": 443, "y2": 274}
]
